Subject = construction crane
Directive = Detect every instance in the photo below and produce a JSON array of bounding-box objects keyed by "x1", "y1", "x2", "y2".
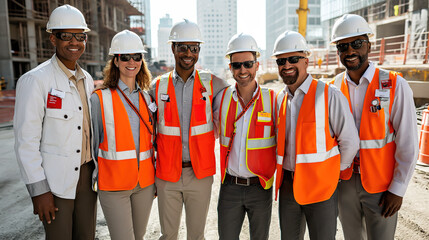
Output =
[{"x1": 296, "y1": 0, "x2": 309, "y2": 38}]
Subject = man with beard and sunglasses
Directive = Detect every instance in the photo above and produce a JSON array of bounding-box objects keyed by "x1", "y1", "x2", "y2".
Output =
[
  {"x1": 273, "y1": 30, "x2": 359, "y2": 240},
  {"x1": 213, "y1": 33, "x2": 276, "y2": 240},
  {"x1": 331, "y1": 14, "x2": 418, "y2": 240},
  {"x1": 13, "y1": 4, "x2": 97, "y2": 239},
  {"x1": 150, "y1": 19, "x2": 228, "y2": 240}
]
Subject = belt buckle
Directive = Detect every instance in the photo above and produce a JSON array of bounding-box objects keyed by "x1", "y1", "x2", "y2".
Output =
[{"x1": 235, "y1": 177, "x2": 250, "y2": 186}]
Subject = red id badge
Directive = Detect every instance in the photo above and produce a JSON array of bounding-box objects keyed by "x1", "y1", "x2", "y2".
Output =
[{"x1": 47, "y1": 93, "x2": 62, "y2": 109}]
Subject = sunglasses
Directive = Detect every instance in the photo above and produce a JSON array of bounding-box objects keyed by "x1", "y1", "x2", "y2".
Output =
[
  {"x1": 55, "y1": 32, "x2": 87, "y2": 42},
  {"x1": 276, "y1": 56, "x2": 306, "y2": 66},
  {"x1": 230, "y1": 60, "x2": 256, "y2": 70},
  {"x1": 175, "y1": 44, "x2": 200, "y2": 53},
  {"x1": 118, "y1": 54, "x2": 143, "y2": 62},
  {"x1": 336, "y1": 39, "x2": 369, "y2": 52}
]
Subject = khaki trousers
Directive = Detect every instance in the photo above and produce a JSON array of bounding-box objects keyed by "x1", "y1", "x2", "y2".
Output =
[
  {"x1": 338, "y1": 173, "x2": 398, "y2": 240},
  {"x1": 155, "y1": 168, "x2": 213, "y2": 240},
  {"x1": 99, "y1": 184, "x2": 155, "y2": 240},
  {"x1": 43, "y1": 161, "x2": 97, "y2": 240}
]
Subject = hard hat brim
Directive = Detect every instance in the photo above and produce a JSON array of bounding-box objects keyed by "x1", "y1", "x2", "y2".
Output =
[
  {"x1": 271, "y1": 49, "x2": 311, "y2": 58},
  {"x1": 331, "y1": 32, "x2": 374, "y2": 44},
  {"x1": 46, "y1": 26, "x2": 91, "y2": 33}
]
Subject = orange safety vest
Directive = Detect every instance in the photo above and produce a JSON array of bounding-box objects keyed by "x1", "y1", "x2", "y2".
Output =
[
  {"x1": 155, "y1": 70, "x2": 215, "y2": 182},
  {"x1": 96, "y1": 88, "x2": 155, "y2": 191},
  {"x1": 275, "y1": 79, "x2": 340, "y2": 205},
  {"x1": 219, "y1": 86, "x2": 277, "y2": 189},
  {"x1": 331, "y1": 68, "x2": 399, "y2": 193}
]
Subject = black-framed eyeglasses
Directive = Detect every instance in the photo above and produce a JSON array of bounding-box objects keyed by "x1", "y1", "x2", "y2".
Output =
[
  {"x1": 336, "y1": 39, "x2": 369, "y2": 52},
  {"x1": 117, "y1": 53, "x2": 143, "y2": 62},
  {"x1": 276, "y1": 56, "x2": 306, "y2": 66},
  {"x1": 175, "y1": 44, "x2": 200, "y2": 53},
  {"x1": 230, "y1": 60, "x2": 256, "y2": 70},
  {"x1": 55, "y1": 32, "x2": 87, "y2": 42}
]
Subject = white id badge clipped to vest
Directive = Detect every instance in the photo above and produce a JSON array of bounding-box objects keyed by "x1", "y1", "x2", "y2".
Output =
[
  {"x1": 160, "y1": 93, "x2": 170, "y2": 102},
  {"x1": 375, "y1": 89, "x2": 390, "y2": 98},
  {"x1": 149, "y1": 102, "x2": 158, "y2": 113}
]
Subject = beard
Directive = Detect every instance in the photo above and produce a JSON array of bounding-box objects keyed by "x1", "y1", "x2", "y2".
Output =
[
  {"x1": 342, "y1": 53, "x2": 368, "y2": 71},
  {"x1": 177, "y1": 56, "x2": 196, "y2": 71},
  {"x1": 280, "y1": 67, "x2": 299, "y2": 85}
]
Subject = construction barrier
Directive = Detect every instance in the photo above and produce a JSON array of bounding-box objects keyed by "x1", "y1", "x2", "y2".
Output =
[{"x1": 419, "y1": 107, "x2": 429, "y2": 164}]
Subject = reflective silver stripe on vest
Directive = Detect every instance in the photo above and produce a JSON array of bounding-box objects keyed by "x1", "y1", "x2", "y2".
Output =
[
  {"x1": 139, "y1": 149, "x2": 153, "y2": 161},
  {"x1": 99, "y1": 89, "x2": 140, "y2": 161},
  {"x1": 157, "y1": 74, "x2": 181, "y2": 136},
  {"x1": 260, "y1": 88, "x2": 272, "y2": 139},
  {"x1": 158, "y1": 125, "x2": 181, "y2": 136},
  {"x1": 99, "y1": 149, "x2": 137, "y2": 160},
  {"x1": 275, "y1": 89, "x2": 287, "y2": 163},
  {"x1": 297, "y1": 80, "x2": 339, "y2": 164},
  {"x1": 361, "y1": 69, "x2": 395, "y2": 149},
  {"x1": 157, "y1": 74, "x2": 171, "y2": 127},
  {"x1": 296, "y1": 146, "x2": 340, "y2": 164},
  {"x1": 197, "y1": 71, "x2": 214, "y2": 128},
  {"x1": 315, "y1": 81, "x2": 327, "y2": 154},
  {"x1": 220, "y1": 135, "x2": 230, "y2": 147},
  {"x1": 101, "y1": 89, "x2": 117, "y2": 153},
  {"x1": 220, "y1": 87, "x2": 234, "y2": 141},
  {"x1": 191, "y1": 123, "x2": 213, "y2": 136},
  {"x1": 248, "y1": 136, "x2": 276, "y2": 149}
]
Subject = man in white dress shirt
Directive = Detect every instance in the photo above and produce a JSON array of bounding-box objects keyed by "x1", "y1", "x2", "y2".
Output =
[
  {"x1": 214, "y1": 33, "x2": 277, "y2": 240},
  {"x1": 274, "y1": 30, "x2": 359, "y2": 240},
  {"x1": 331, "y1": 14, "x2": 419, "y2": 240}
]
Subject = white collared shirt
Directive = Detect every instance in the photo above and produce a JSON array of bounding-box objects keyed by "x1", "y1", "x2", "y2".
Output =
[
  {"x1": 213, "y1": 83, "x2": 262, "y2": 178},
  {"x1": 344, "y1": 62, "x2": 418, "y2": 197},
  {"x1": 282, "y1": 74, "x2": 359, "y2": 172}
]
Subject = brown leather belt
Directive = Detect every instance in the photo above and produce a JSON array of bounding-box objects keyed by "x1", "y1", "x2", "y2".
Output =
[
  {"x1": 182, "y1": 161, "x2": 192, "y2": 168},
  {"x1": 224, "y1": 173, "x2": 259, "y2": 186}
]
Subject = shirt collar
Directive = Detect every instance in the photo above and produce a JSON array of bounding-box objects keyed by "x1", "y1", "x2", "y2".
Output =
[
  {"x1": 117, "y1": 79, "x2": 141, "y2": 93},
  {"x1": 345, "y1": 61, "x2": 375, "y2": 86},
  {"x1": 284, "y1": 74, "x2": 313, "y2": 97},
  {"x1": 231, "y1": 81, "x2": 260, "y2": 102},
  {"x1": 172, "y1": 68, "x2": 196, "y2": 84},
  {"x1": 55, "y1": 54, "x2": 85, "y2": 81}
]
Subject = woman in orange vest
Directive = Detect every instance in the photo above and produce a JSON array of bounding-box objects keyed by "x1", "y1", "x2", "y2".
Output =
[{"x1": 90, "y1": 30, "x2": 155, "y2": 240}]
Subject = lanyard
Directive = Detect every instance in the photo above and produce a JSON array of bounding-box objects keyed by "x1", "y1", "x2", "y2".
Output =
[
  {"x1": 224, "y1": 86, "x2": 260, "y2": 161},
  {"x1": 117, "y1": 87, "x2": 154, "y2": 136}
]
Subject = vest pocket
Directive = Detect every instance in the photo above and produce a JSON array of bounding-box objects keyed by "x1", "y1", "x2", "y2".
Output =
[
  {"x1": 164, "y1": 102, "x2": 172, "y2": 122},
  {"x1": 193, "y1": 102, "x2": 206, "y2": 123}
]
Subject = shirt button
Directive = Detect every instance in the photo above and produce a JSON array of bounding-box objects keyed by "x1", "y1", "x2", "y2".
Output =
[
  {"x1": 78, "y1": 106, "x2": 82, "y2": 111},
  {"x1": 64, "y1": 115, "x2": 68, "y2": 119},
  {"x1": 76, "y1": 149, "x2": 81, "y2": 153},
  {"x1": 77, "y1": 126, "x2": 81, "y2": 130},
  {"x1": 75, "y1": 167, "x2": 79, "y2": 171}
]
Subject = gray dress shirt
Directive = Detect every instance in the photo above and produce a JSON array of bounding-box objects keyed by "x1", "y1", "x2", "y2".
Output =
[{"x1": 150, "y1": 69, "x2": 229, "y2": 162}]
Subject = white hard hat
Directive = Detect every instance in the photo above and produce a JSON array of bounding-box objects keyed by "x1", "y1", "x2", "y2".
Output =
[
  {"x1": 331, "y1": 14, "x2": 373, "y2": 43},
  {"x1": 109, "y1": 30, "x2": 147, "y2": 55},
  {"x1": 46, "y1": 4, "x2": 90, "y2": 33},
  {"x1": 168, "y1": 19, "x2": 204, "y2": 43},
  {"x1": 272, "y1": 31, "x2": 311, "y2": 58},
  {"x1": 225, "y1": 33, "x2": 260, "y2": 59}
]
